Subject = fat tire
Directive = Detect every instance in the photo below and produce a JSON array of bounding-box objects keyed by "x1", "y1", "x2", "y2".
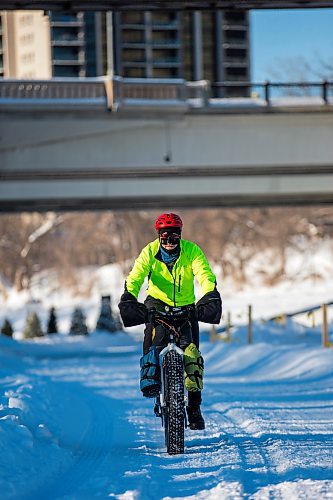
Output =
[{"x1": 163, "y1": 350, "x2": 185, "y2": 455}]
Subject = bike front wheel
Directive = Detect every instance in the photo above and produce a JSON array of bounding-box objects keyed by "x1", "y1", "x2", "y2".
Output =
[{"x1": 163, "y1": 350, "x2": 185, "y2": 455}]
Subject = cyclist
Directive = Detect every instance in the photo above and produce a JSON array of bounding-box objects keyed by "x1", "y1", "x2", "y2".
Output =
[{"x1": 118, "y1": 213, "x2": 222, "y2": 430}]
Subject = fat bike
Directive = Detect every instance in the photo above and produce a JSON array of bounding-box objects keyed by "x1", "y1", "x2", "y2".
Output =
[{"x1": 150, "y1": 307, "x2": 194, "y2": 455}]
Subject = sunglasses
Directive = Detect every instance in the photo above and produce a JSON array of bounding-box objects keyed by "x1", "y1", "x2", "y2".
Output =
[{"x1": 160, "y1": 232, "x2": 181, "y2": 245}]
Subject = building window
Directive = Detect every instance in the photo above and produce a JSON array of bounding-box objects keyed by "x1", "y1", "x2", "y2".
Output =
[
  {"x1": 19, "y1": 14, "x2": 33, "y2": 27},
  {"x1": 152, "y1": 48, "x2": 179, "y2": 63},
  {"x1": 51, "y1": 13, "x2": 81, "y2": 23},
  {"x1": 122, "y1": 48, "x2": 145, "y2": 62},
  {"x1": 152, "y1": 31, "x2": 178, "y2": 44},
  {"x1": 21, "y1": 53, "x2": 35, "y2": 64},
  {"x1": 121, "y1": 12, "x2": 144, "y2": 25},
  {"x1": 153, "y1": 67, "x2": 179, "y2": 78},
  {"x1": 52, "y1": 26, "x2": 81, "y2": 42},
  {"x1": 53, "y1": 65, "x2": 81, "y2": 77},
  {"x1": 225, "y1": 66, "x2": 248, "y2": 80},
  {"x1": 53, "y1": 46, "x2": 81, "y2": 61},
  {"x1": 225, "y1": 47, "x2": 247, "y2": 63},
  {"x1": 151, "y1": 12, "x2": 178, "y2": 26},
  {"x1": 20, "y1": 33, "x2": 34, "y2": 45},
  {"x1": 122, "y1": 30, "x2": 145, "y2": 44},
  {"x1": 123, "y1": 67, "x2": 145, "y2": 77},
  {"x1": 22, "y1": 70, "x2": 36, "y2": 78}
]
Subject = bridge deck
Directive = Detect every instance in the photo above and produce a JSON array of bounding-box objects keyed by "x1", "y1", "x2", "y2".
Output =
[{"x1": 1, "y1": 79, "x2": 333, "y2": 213}]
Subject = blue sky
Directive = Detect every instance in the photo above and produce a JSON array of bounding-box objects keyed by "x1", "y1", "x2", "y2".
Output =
[{"x1": 250, "y1": 9, "x2": 333, "y2": 81}]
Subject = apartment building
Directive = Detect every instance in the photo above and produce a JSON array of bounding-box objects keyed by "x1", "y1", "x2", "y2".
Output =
[
  {"x1": 1, "y1": 9, "x2": 250, "y2": 93},
  {"x1": 112, "y1": 10, "x2": 250, "y2": 96},
  {"x1": 0, "y1": 10, "x2": 103, "y2": 79},
  {"x1": 0, "y1": 10, "x2": 51, "y2": 78},
  {"x1": 49, "y1": 11, "x2": 86, "y2": 77}
]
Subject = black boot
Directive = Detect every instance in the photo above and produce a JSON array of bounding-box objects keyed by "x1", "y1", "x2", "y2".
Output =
[{"x1": 187, "y1": 405, "x2": 205, "y2": 430}]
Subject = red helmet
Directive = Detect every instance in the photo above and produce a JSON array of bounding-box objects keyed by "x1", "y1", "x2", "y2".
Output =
[{"x1": 155, "y1": 213, "x2": 183, "y2": 231}]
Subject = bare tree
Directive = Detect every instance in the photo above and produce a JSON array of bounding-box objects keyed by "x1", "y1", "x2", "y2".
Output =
[
  {"x1": 0, "y1": 213, "x2": 64, "y2": 290},
  {"x1": 266, "y1": 53, "x2": 333, "y2": 97},
  {"x1": 1, "y1": 207, "x2": 333, "y2": 292}
]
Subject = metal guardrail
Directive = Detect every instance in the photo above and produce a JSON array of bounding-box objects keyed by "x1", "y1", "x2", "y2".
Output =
[
  {"x1": 212, "y1": 80, "x2": 333, "y2": 104},
  {"x1": 0, "y1": 77, "x2": 332, "y2": 111}
]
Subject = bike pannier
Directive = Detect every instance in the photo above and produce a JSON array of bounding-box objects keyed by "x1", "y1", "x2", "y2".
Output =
[
  {"x1": 184, "y1": 343, "x2": 204, "y2": 392},
  {"x1": 140, "y1": 347, "x2": 161, "y2": 398}
]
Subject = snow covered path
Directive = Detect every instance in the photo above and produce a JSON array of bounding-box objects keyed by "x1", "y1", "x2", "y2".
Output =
[{"x1": 1, "y1": 326, "x2": 333, "y2": 499}]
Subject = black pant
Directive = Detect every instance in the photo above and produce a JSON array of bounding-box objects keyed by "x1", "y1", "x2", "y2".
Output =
[{"x1": 143, "y1": 296, "x2": 202, "y2": 407}]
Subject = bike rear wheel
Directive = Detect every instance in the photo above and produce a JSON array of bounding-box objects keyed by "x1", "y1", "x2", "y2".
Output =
[{"x1": 163, "y1": 350, "x2": 185, "y2": 455}]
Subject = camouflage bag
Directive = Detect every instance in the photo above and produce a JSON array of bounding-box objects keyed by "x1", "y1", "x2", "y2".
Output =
[{"x1": 184, "y1": 343, "x2": 204, "y2": 392}]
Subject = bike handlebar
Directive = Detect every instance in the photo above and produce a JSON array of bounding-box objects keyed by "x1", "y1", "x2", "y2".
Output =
[{"x1": 148, "y1": 305, "x2": 195, "y2": 323}]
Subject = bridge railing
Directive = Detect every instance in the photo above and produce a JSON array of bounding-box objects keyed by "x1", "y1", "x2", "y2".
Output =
[
  {"x1": 0, "y1": 78, "x2": 105, "y2": 101},
  {"x1": 110, "y1": 78, "x2": 333, "y2": 108},
  {"x1": 0, "y1": 77, "x2": 332, "y2": 111},
  {"x1": 112, "y1": 76, "x2": 187, "y2": 108},
  {"x1": 211, "y1": 80, "x2": 333, "y2": 105}
]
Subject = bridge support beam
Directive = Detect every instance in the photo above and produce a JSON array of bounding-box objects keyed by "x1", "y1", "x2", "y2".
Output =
[{"x1": 1, "y1": 110, "x2": 333, "y2": 212}]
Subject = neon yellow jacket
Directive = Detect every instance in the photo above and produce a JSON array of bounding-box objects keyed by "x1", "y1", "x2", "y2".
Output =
[{"x1": 125, "y1": 239, "x2": 217, "y2": 307}]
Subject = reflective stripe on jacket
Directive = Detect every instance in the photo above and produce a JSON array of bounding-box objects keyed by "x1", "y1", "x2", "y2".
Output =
[{"x1": 125, "y1": 238, "x2": 217, "y2": 306}]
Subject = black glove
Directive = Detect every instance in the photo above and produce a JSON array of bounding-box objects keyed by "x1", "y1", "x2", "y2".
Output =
[
  {"x1": 118, "y1": 290, "x2": 148, "y2": 327},
  {"x1": 120, "y1": 291, "x2": 137, "y2": 303},
  {"x1": 196, "y1": 289, "x2": 222, "y2": 324}
]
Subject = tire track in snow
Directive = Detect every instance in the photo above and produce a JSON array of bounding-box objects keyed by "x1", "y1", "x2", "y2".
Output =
[
  {"x1": 54, "y1": 392, "x2": 113, "y2": 499},
  {"x1": 25, "y1": 380, "x2": 114, "y2": 500},
  {"x1": 211, "y1": 411, "x2": 273, "y2": 498},
  {"x1": 200, "y1": 341, "x2": 333, "y2": 499},
  {"x1": 119, "y1": 347, "x2": 333, "y2": 499},
  {"x1": 209, "y1": 393, "x2": 333, "y2": 498},
  {"x1": 123, "y1": 404, "x2": 245, "y2": 499}
]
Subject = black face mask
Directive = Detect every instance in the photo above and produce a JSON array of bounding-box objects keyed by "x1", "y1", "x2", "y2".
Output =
[
  {"x1": 159, "y1": 231, "x2": 181, "y2": 246},
  {"x1": 160, "y1": 235, "x2": 180, "y2": 246}
]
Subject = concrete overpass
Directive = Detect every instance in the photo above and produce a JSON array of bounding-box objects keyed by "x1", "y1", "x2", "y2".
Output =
[{"x1": 1, "y1": 78, "x2": 333, "y2": 212}]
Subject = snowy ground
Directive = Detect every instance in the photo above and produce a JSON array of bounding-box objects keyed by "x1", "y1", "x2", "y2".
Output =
[
  {"x1": 1, "y1": 316, "x2": 333, "y2": 499},
  {"x1": 1, "y1": 247, "x2": 333, "y2": 499}
]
